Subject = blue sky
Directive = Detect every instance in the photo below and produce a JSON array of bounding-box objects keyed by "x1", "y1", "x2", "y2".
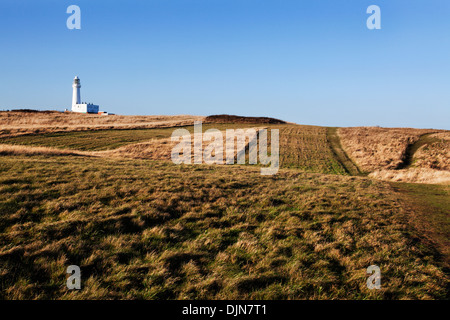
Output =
[{"x1": 0, "y1": 0, "x2": 449, "y2": 129}]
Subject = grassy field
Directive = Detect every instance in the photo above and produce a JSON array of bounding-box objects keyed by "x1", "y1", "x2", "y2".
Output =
[
  {"x1": 339, "y1": 127, "x2": 450, "y2": 184},
  {"x1": 276, "y1": 125, "x2": 347, "y2": 175},
  {"x1": 0, "y1": 155, "x2": 447, "y2": 299},
  {"x1": 338, "y1": 127, "x2": 442, "y2": 172},
  {"x1": 0, "y1": 124, "x2": 266, "y2": 151},
  {"x1": 0, "y1": 124, "x2": 347, "y2": 175},
  {"x1": 0, "y1": 111, "x2": 203, "y2": 138},
  {"x1": 0, "y1": 113, "x2": 448, "y2": 300},
  {"x1": 391, "y1": 183, "x2": 450, "y2": 268},
  {"x1": 412, "y1": 132, "x2": 450, "y2": 171},
  {"x1": 326, "y1": 127, "x2": 361, "y2": 176}
]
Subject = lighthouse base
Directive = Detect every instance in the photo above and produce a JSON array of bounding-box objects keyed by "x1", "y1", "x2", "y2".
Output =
[{"x1": 72, "y1": 103, "x2": 99, "y2": 114}]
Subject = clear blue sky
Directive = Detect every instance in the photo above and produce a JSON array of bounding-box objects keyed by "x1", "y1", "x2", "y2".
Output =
[{"x1": 0, "y1": 0, "x2": 449, "y2": 129}]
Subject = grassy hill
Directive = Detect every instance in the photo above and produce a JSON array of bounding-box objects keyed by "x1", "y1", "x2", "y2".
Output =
[
  {"x1": 0, "y1": 112, "x2": 448, "y2": 299},
  {"x1": 0, "y1": 123, "x2": 348, "y2": 174},
  {"x1": 1, "y1": 155, "x2": 447, "y2": 299}
]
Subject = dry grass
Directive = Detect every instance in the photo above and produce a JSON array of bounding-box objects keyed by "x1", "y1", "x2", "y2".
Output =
[
  {"x1": 0, "y1": 144, "x2": 92, "y2": 157},
  {"x1": 0, "y1": 126, "x2": 268, "y2": 162},
  {"x1": 338, "y1": 127, "x2": 450, "y2": 184},
  {"x1": 100, "y1": 127, "x2": 270, "y2": 162},
  {"x1": 0, "y1": 123, "x2": 266, "y2": 151},
  {"x1": 98, "y1": 138, "x2": 177, "y2": 160},
  {"x1": 369, "y1": 168, "x2": 450, "y2": 185},
  {"x1": 413, "y1": 133, "x2": 450, "y2": 171},
  {"x1": 0, "y1": 114, "x2": 448, "y2": 299},
  {"x1": 338, "y1": 127, "x2": 440, "y2": 172},
  {"x1": 0, "y1": 123, "x2": 349, "y2": 175},
  {"x1": 0, "y1": 111, "x2": 204, "y2": 138},
  {"x1": 390, "y1": 183, "x2": 450, "y2": 268},
  {"x1": 276, "y1": 125, "x2": 347, "y2": 174},
  {"x1": 0, "y1": 155, "x2": 447, "y2": 299}
]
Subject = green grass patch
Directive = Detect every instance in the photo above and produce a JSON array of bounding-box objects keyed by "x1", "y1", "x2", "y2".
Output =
[
  {"x1": 0, "y1": 155, "x2": 447, "y2": 299},
  {"x1": 391, "y1": 182, "x2": 450, "y2": 268}
]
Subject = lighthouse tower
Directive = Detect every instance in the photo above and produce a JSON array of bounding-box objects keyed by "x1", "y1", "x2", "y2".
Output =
[
  {"x1": 71, "y1": 76, "x2": 100, "y2": 114},
  {"x1": 72, "y1": 76, "x2": 81, "y2": 108}
]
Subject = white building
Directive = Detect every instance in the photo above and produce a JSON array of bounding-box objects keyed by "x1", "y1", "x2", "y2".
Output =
[{"x1": 71, "y1": 76, "x2": 100, "y2": 113}]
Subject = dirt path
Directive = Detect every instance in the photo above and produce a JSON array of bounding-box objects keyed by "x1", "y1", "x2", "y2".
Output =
[
  {"x1": 327, "y1": 127, "x2": 449, "y2": 274},
  {"x1": 391, "y1": 182, "x2": 450, "y2": 273},
  {"x1": 397, "y1": 133, "x2": 440, "y2": 169},
  {"x1": 326, "y1": 127, "x2": 362, "y2": 176}
]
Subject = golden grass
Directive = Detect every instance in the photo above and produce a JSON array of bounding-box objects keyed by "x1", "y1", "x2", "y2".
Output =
[
  {"x1": 100, "y1": 127, "x2": 269, "y2": 162},
  {"x1": 0, "y1": 123, "x2": 348, "y2": 174},
  {"x1": 0, "y1": 111, "x2": 205, "y2": 138},
  {"x1": 0, "y1": 144, "x2": 92, "y2": 157},
  {"x1": 413, "y1": 132, "x2": 450, "y2": 171},
  {"x1": 0, "y1": 115, "x2": 448, "y2": 299},
  {"x1": 0, "y1": 123, "x2": 265, "y2": 151},
  {"x1": 0, "y1": 127, "x2": 267, "y2": 163},
  {"x1": 338, "y1": 127, "x2": 450, "y2": 184},
  {"x1": 98, "y1": 138, "x2": 176, "y2": 160},
  {"x1": 338, "y1": 127, "x2": 441, "y2": 172},
  {"x1": 369, "y1": 168, "x2": 450, "y2": 185}
]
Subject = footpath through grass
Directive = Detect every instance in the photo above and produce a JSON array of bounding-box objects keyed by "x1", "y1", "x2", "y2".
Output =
[
  {"x1": 0, "y1": 155, "x2": 447, "y2": 299},
  {"x1": 0, "y1": 124, "x2": 349, "y2": 175},
  {"x1": 391, "y1": 182, "x2": 450, "y2": 269},
  {"x1": 326, "y1": 127, "x2": 362, "y2": 176}
]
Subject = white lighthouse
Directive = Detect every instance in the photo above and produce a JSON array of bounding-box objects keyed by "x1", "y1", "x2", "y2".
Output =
[
  {"x1": 71, "y1": 76, "x2": 100, "y2": 114},
  {"x1": 72, "y1": 76, "x2": 81, "y2": 107}
]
